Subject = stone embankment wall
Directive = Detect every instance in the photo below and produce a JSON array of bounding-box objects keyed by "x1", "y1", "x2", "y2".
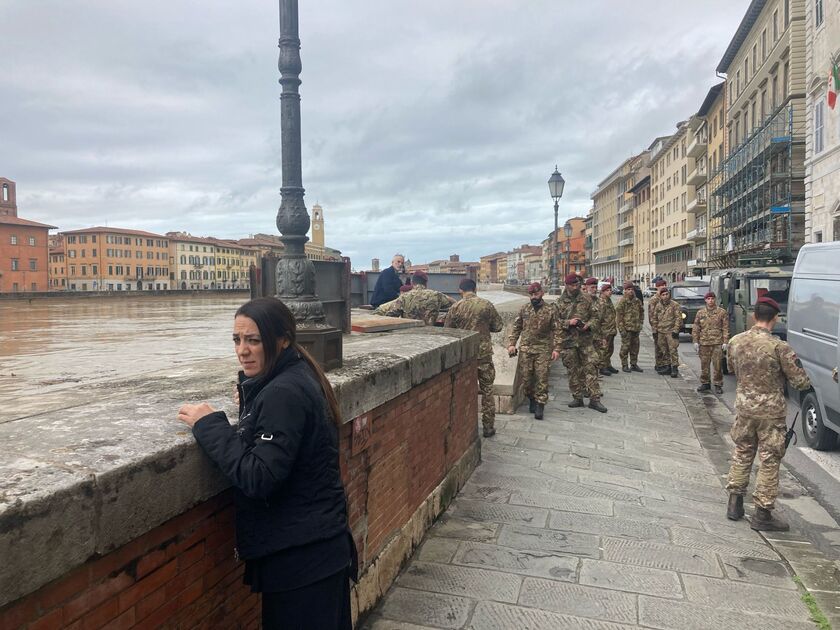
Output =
[{"x1": 0, "y1": 328, "x2": 480, "y2": 629}]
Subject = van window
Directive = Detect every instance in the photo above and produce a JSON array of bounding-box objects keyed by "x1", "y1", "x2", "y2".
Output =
[{"x1": 749, "y1": 278, "x2": 791, "y2": 307}]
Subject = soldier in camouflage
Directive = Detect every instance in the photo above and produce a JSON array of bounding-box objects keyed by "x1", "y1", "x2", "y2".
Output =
[
  {"x1": 649, "y1": 279, "x2": 668, "y2": 373},
  {"x1": 507, "y1": 282, "x2": 560, "y2": 420},
  {"x1": 583, "y1": 278, "x2": 610, "y2": 378},
  {"x1": 554, "y1": 274, "x2": 607, "y2": 413},
  {"x1": 725, "y1": 297, "x2": 811, "y2": 531},
  {"x1": 445, "y1": 278, "x2": 504, "y2": 438},
  {"x1": 692, "y1": 291, "x2": 729, "y2": 394},
  {"x1": 374, "y1": 271, "x2": 454, "y2": 325},
  {"x1": 614, "y1": 281, "x2": 644, "y2": 373},
  {"x1": 651, "y1": 287, "x2": 682, "y2": 378},
  {"x1": 597, "y1": 284, "x2": 618, "y2": 375}
]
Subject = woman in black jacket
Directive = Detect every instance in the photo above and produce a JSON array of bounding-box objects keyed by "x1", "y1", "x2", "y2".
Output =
[{"x1": 178, "y1": 297, "x2": 355, "y2": 629}]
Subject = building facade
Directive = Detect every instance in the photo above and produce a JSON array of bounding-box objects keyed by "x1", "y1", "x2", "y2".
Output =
[
  {"x1": 49, "y1": 245, "x2": 66, "y2": 290},
  {"x1": 630, "y1": 174, "x2": 654, "y2": 285},
  {"x1": 618, "y1": 154, "x2": 650, "y2": 282},
  {"x1": 590, "y1": 159, "x2": 636, "y2": 281},
  {"x1": 168, "y1": 233, "x2": 219, "y2": 290},
  {"x1": 804, "y1": 0, "x2": 840, "y2": 242},
  {"x1": 0, "y1": 179, "x2": 56, "y2": 293}
]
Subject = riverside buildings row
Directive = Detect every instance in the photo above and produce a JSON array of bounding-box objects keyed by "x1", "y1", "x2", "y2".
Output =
[
  {"x1": 0, "y1": 178, "x2": 340, "y2": 294},
  {"x1": 590, "y1": 0, "x2": 839, "y2": 284}
]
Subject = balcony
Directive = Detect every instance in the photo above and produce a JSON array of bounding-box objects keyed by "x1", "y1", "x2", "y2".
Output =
[
  {"x1": 686, "y1": 164, "x2": 707, "y2": 186},
  {"x1": 686, "y1": 227, "x2": 707, "y2": 242},
  {"x1": 618, "y1": 200, "x2": 633, "y2": 215},
  {"x1": 618, "y1": 236, "x2": 634, "y2": 247},
  {"x1": 687, "y1": 133, "x2": 708, "y2": 158},
  {"x1": 687, "y1": 258, "x2": 706, "y2": 267},
  {"x1": 686, "y1": 194, "x2": 707, "y2": 216}
]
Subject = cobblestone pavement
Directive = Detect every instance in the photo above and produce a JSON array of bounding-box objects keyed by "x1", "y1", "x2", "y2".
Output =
[{"x1": 362, "y1": 341, "x2": 820, "y2": 629}]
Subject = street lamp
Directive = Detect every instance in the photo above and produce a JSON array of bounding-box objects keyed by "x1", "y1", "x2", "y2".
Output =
[
  {"x1": 548, "y1": 167, "x2": 565, "y2": 294},
  {"x1": 563, "y1": 221, "x2": 573, "y2": 278}
]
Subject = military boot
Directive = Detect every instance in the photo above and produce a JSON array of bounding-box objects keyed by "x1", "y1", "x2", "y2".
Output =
[
  {"x1": 751, "y1": 507, "x2": 789, "y2": 532},
  {"x1": 534, "y1": 403, "x2": 545, "y2": 420},
  {"x1": 631, "y1": 364, "x2": 643, "y2": 372},
  {"x1": 599, "y1": 368, "x2": 612, "y2": 376},
  {"x1": 568, "y1": 398, "x2": 584, "y2": 408},
  {"x1": 607, "y1": 365, "x2": 619, "y2": 374},
  {"x1": 588, "y1": 398, "x2": 607, "y2": 413},
  {"x1": 697, "y1": 383, "x2": 711, "y2": 392},
  {"x1": 655, "y1": 365, "x2": 667, "y2": 374},
  {"x1": 529, "y1": 397, "x2": 536, "y2": 413},
  {"x1": 714, "y1": 384, "x2": 723, "y2": 394},
  {"x1": 622, "y1": 364, "x2": 631, "y2": 373},
  {"x1": 482, "y1": 427, "x2": 496, "y2": 438},
  {"x1": 726, "y1": 494, "x2": 744, "y2": 521},
  {"x1": 670, "y1": 366, "x2": 679, "y2": 378}
]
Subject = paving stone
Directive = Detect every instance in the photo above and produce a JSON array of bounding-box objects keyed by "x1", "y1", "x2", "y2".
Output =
[
  {"x1": 453, "y1": 541, "x2": 578, "y2": 581},
  {"x1": 510, "y1": 490, "x2": 613, "y2": 516},
  {"x1": 458, "y1": 482, "x2": 512, "y2": 504},
  {"x1": 397, "y1": 562, "x2": 522, "y2": 603},
  {"x1": 571, "y1": 445, "x2": 651, "y2": 471},
  {"x1": 482, "y1": 442, "x2": 553, "y2": 461},
  {"x1": 601, "y1": 537, "x2": 723, "y2": 577},
  {"x1": 452, "y1": 499, "x2": 549, "y2": 527},
  {"x1": 518, "y1": 577, "x2": 638, "y2": 624},
  {"x1": 720, "y1": 555, "x2": 797, "y2": 590},
  {"x1": 430, "y1": 516, "x2": 499, "y2": 542},
  {"x1": 642, "y1": 494, "x2": 723, "y2": 518},
  {"x1": 701, "y1": 516, "x2": 768, "y2": 540},
  {"x1": 466, "y1": 601, "x2": 639, "y2": 630},
  {"x1": 416, "y1": 537, "x2": 461, "y2": 564},
  {"x1": 548, "y1": 511, "x2": 669, "y2": 541},
  {"x1": 474, "y1": 462, "x2": 546, "y2": 480},
  {"x1": 671, "y1": 526, "x2": 780, "y2": 561},
  {"x1": 364, "y1": 619, "x2": 440, "y2": 630},
  {"x1": 576, "y1": 470, "x2": 644, "y2": 491},
  {"x1": 377, "y1": 588, "x2": 473, "y2": 629},
  {"x1": 638, "y1": 595, "x2": 815, "y2": 630},
  {"x1": 579, "y1": 559, "x2": 683, "y2": 598},
  {"x1": 550, "y1": 479, "x2": 642, "y2": 504},
  {"x1": 497, "y1": 523, "x2": 600, "y2": 558},
  {"x1": 650, "y1": 458, "x2": 717, "y2": 476},
  {"x1": 613, "y1": 503, "x2": 705, "y2": 530},
  {"x1": 589, "y1": 460, "x2": 651, "y2": 482},
  {"x1": 515, "y1": 437, "x2": 573, "y2": 454},
  {"x1": 642, "y1": 481, "x2": 724, "y2": 503},
  {"x1": 470, "y1": 470, "x2": 548, "y2": 493}
]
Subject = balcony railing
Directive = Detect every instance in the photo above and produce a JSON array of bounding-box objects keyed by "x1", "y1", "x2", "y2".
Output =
[
  {"x1": 687, "y1": 133, "x2": 708, "y2": 158},
  {"x1": 686, "y1": 163, "x2": 707, "y2": 186},
  {"x1": 618, "y1": 236, "x2": 634, "y2": 247},
  {"x1": 618, "y1": 200, "x2": 633, "y2": 215},
  {"x1": 686, "y1": 194, "x2": 708, "y2": 215},
  {"x1": 686, "y1": 226, "x2": 707, "y2": 242}
]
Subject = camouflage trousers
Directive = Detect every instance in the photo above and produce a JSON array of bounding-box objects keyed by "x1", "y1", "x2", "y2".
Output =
[
  {"x1": 618, "y1": 331, "x2": 640, "y2": 366},
  {"x1": 599, "y1": 334, "x2": 616, "y2": 369},
  {"x1": 652, "y1": 332, "x2": 666, "y2": 367},
  {"x1": 520, "y1": 351, "x2": 551, "y2": 404},
  {"x1": 655, "y1": 332, "x2": 680, "y2": 366},
  {"x1": 698, "y1": 344, "x2": 723, "y2": 385},
  {"x1": 477, "y1": 359, "x2": 496, "y2": 431},
  {"x1": 561, "y1": 345, "x2": 601, "y2": 401},
  {"x1": 725, "y1": 414, "x2": 787, "y2": 509}
]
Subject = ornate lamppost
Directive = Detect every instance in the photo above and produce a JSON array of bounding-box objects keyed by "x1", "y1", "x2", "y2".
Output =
[
  {"x1": 547, "y1": 167, "x2": 565, "y2": 294},
  {"x1": 276, "y1": 0, "x2": 341, "y2": 369}
]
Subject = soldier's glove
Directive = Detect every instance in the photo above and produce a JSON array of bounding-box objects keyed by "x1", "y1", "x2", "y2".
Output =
[
  {"x1": 693, "y1": 343, "x2": 699, "y2": 353},
  {"x1": 508, "y1": 347, "x2": 518, "y2": 357},
  {"x1": 671, "y1": 332, "x2": 679, "y2": 340}
]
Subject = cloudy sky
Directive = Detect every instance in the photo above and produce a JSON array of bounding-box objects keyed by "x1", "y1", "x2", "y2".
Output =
[{"x1": 2, "y1": 1, "x2": 747, "y2": 269}]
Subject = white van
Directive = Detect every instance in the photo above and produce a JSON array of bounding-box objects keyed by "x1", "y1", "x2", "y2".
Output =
[{"x1": 788, "y1": 243, "x2": 840, "y2": 450}]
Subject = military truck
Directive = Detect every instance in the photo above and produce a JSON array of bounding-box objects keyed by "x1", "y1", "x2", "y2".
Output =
[{"x1": 708, "y1": 266, "x2": 793, "y2": 372}]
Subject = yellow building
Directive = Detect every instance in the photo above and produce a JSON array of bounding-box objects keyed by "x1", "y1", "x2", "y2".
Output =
[
  {"x1": 211, "y1": 239, "x2": 258, "y2": 289},
  {"x1": 60, "y1": 227, "x2": 170, "y2": 291},
  {"x1": 590, "y1": 156, "x2": 639, "y2": 281},
  {"x1": 167, "y1": 233, "x2": 219, "y2": 290},
  {"x1": 630, "y1": 170, "x2": 653, "y2": 285}
]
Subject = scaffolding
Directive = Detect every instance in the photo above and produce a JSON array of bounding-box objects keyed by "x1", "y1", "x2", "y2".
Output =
[{"x1": 709, "y1": 106, "x2": 806, "y2": 268}]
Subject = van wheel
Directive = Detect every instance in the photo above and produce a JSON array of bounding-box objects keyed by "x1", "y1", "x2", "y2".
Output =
[{"x1": 800, "y1": 392, "x2": 838, "y2": 451}]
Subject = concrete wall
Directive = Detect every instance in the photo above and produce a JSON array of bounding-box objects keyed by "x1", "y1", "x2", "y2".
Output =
[{"x1": 0, "y1": 328, "x2": 481, "y2": 628}]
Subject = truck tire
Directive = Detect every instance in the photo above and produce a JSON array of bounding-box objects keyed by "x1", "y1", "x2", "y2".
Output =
[{"x1": 800, "y1": 392, "x2": 839, "y2": 451}]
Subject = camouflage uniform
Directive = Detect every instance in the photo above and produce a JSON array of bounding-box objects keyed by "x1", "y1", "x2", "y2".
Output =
[
  {"x1": 692, "y1": 305, "x2": 729, "y2": 386},
  {"x1": 651, "y1": 299, "x2": 682, "y2": 366},
  {"x1": 444, "y1": 294, "x2": 504, "y2": 432},
  {"x1": 648, "y1": 292, "x2": 666, "y2": 369},
  {"x1": 725, "y1": 326, "x2": 811, "y2": 509},
  {"x1": 374, "y1": 286, "x2": 451, "y2": 326},
  {"x1": 554, "y1": 290, "x2": 601, "y2": 401},
  {"x1": 597, "y1": 294, "x2": 617, "y2": 370},
  {"x1": 508, "y1": 300, "x2": 560, "y2": 405},
  {"x1": 615, "y1": 294, "x2": 644, "y2": 367}
]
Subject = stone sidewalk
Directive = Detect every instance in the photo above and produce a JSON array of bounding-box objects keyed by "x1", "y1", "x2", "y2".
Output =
[{"x1": 361, "y1": 341, "x2": 820, "y2": 629}]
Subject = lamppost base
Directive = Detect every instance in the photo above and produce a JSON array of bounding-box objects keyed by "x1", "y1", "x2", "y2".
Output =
[{"x1": 297, "y1": 324, "x2": 343, "y2": 371}]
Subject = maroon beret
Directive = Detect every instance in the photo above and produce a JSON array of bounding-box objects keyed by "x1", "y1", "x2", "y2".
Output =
[
  {"x1": 601, "y1": 283, "x2": 612, "y2": 291},
  {"x1": 623, "y1": 281, "x2": 634, "y2": 290},
  {"x1": 527, "y1": 282, "x2": 543, "y2": 293},
  {"x1": 756, "y1": 296, "x2": 781, "y2": 312},
  {"x1": 564, "y1": 273, "x2": 580, "y2": 285},
  {"x1": 584, "y1": 277, "x2": 598, "y2": 286},
  {"x1": 655, "y1": 279, "x2": 667, "y2": 287},
  {"x1": 412, "y1": 270, "x2": 428, "y2": 283},
  {"x1": 704, "y1": 291, "x2": 716, "y2": 299},
  {"x1": 399, "y1": 284, "x2": 413, "y2": 293}
]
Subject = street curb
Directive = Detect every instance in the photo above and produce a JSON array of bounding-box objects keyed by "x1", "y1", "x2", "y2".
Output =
[{"x1": 666, "y1": 339, "x2": 840, "y2": 627}]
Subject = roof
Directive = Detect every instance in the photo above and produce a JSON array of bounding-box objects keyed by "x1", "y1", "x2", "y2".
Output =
[
  {"x1": 61, "y1": 226, "x2": 165, "y2": 238},
  {"x1": 697, "y1": 82, "x2": 725, "y2": 117},
  {"x1": 717, "y1": 0, "x2": 766, "y2": 73},
  {"x1": 49, "y1": 246, "x2": 65, "y2": 255},
  {"x1": 0, "y1": 215, "x2": 57, "y2": 229},
  {"x1": 628, "y1": 175, "x2": 651, "y2": 194},
  {"x1": 650, "y1": 121, "x2": 690, "y2": 163}
]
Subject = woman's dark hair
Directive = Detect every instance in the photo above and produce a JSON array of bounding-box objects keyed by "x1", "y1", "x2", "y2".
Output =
[{"x1": 235, "y1": 297, "x2": 341, "y2": 426}]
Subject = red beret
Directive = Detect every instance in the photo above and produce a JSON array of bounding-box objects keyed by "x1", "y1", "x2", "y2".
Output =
[
  {"x1": 601, "y1": 283, "x2": 612, "y2": 291},
  {"x1": 655, "y1": 279, "x2": 667, "y2": 287},
  {"x1": 412, "y1": 270, "x2": 428, "y2": 283},
  {"x1": 399, "y1": 284, "x2": 413, "y2": 293},
  {"x1": 659, "y1": 287, "x2": 671, "y2": 294},
  {"x1": 527, "y1": 282, "x2": 542, "y2": 293},
  {"x1": 584, "y1": 277, "x2": 598, "y2": 286},
  {"x1": 564, "y1": 273, "x2": 580, "y2": 285},
  {"x1": 756, "y1": 296, "x2": 781, "y2": 312},
  {"x1": 704, "y1": 291, "x2": 716, "y2": 299}
]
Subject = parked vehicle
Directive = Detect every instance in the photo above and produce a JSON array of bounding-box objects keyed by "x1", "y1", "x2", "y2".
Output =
[
  {"x1": 670, "y1": 281, "x2": 709, "y2": 334},
  {"x1": 644, "y1": 285, "x2": 657, "y2": 298},
  {"x1": 787, "y1": 243, "x2": 840, "y2": 450}
]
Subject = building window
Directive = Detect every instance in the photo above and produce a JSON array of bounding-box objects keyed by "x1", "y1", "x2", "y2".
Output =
[
  {"x1": 815, "y1": 102, "x2": 825, "y2": 153},
  {"x1": 815, "y1": 231, "x2": 823, "y2": 243},
  {"x1": 744, "y1": 58, "x2": 749, "y2": 85},
  {"x1": 28, "y1": 236, "x2": 35, "y2": 246},
  {"x1": 29, "y1": 259, "x2": 36, "y2": 271},
  {"x1": 11, "y1": 258, "x2": 19, "y2": 270},
  {"x1": 816, "y1": 0, "x2": 824, "y2": 27},
  {"x1": 81, "y1": 265, "x2": 87, "y2": 276},
  {"x1": 773, "y1": 10, "x2": 779, "y2": 41},
  {"x1": 1, "y1": 184, "x2": 8, "y2": 202},
  {"x1": 92, "y1": 249, "x2": 97, "y2": 256},
  {"x1": 752, "y1": 44, "x2": 757, "y2": 74},
  {"x1": 736, "y1": 70, "x2": 741, "y2": 95},
  {"x1": 762, "y1": 29, "x2": 767, "y2": 60},
  {"x1": 92, "y1": 265, "x2": 98, "y2": 275}
]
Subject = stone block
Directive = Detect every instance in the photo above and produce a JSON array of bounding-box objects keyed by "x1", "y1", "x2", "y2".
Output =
[
  {"x1": 377, "y1": 588, "x2": 473, "y2": 629},
  {"x1": 720, "y1": 556, "x2": 797, "y2": 590},
  {"x1": 601, "y1": 537, "x2": 723, "y2": 577},
  {"x1": 670, "y1": 526, "x2": 780, "y2": 561},
  {"x1": 416, "y1": 538, "x2": 460, "y2": 564},
  {"x1": 638, "y1": 595, "x2": 815, "y2": 630},
  {"x1": 579, "y1": 559, "x2": 682, "y2": 598},
  {"x1": 682, "y1": 574, "x2": 808, "y2": 618},
  {"x1": 548, "y1": 511, "x2": 669, "y2": 542},
  {"x1": 396, "y1": 562, "x2": 522, "y2": 603},
  {"x1": 550, "y1": 479, "x2": 642, "y2": 504},
  {"x1": 613, "y1": 503, "x2": 704, "y2": 530},
  {"x1": 451, "y1": 499, "x2": 549, "y2": 527},
  {"x1": 518, "y1": 577, "x2": 637, "y2": 624},
  {"x1": 466, "y1": 601, "x2": 639, "y2": 630},
  {"x1": 571, "y1": 446, "x2": 650, "y2": 471},
  {"x1": 497, "y1": 524, "x2": 600, "y2": 558},
  {"x1": 430, "y1": 516, "x2": 499, "y2": 543},
  {"x1": 510, "y1": 491, "x2": 613, "y2": 516},
  {"x1": 453, "y1": 541, "x2": 578, "y2": 581}
]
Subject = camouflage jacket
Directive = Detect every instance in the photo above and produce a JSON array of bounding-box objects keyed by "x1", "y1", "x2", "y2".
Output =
[
  {"x1": 554, "y1": 289, "x2": 597, "y2": 348},
  {"x1": 728, "y1": 326, "x2": 811, "y2": 418},
  {"x1": 647, "y1": 293, "x2": 661, "y2": 327},
  {"x1": 692, "y1": 305, "x2": 729, "y2": 345},
  {"x1": 615, "y1": 295, "x2": 644, "y2": 333},
  {"x1": 374, "y1": 286, "x2": 451, "y2": 326},
  {"x1": 508, "y1": 300, "x2": 560, "y2": 353},
  {"x1": 444, "y1": 294, "x2": 503, "y2": 360},
  {"x1": 597, "y1": 295, "x2": 617, "y2": 336},
  {"x1": 651, "y1": 299, "x2": 682, "y2": 334}
]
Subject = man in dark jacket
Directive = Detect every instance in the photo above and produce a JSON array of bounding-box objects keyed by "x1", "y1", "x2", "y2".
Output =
[{"x1": 370, "y1": 254, "x2": 405, "y2": 307}]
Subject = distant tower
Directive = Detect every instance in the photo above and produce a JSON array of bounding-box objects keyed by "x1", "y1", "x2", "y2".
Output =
[
  {"x1": 371, "y1": 258, "x2": 380, "y2": 272},
  {"x1": 0, "y1": 178, "x2": 18, "y2": 217},
  {"x1": 311, "y1": 204, "x2": 325, "y2": 248}
]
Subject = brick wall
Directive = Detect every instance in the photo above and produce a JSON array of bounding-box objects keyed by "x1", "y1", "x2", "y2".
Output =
[{"x1": 1, "y1": 360, "x2": 478, "y2": 629}]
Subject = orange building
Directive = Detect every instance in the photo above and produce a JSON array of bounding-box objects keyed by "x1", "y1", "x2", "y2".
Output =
[
  {"x1": 49, "y1": 244, "x2": 67, "y2": 290},
  {"x1": 0, "y1": 179, "x2": 56, "y2": 293},
  {"x1": 60, "y1": 227, "x2": 171, "y2": 291}
]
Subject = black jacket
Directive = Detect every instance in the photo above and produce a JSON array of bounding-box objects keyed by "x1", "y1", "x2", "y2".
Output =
[
  {"x1": 371, "y1": 265, "x2": 402, "y2": 307},
  {"x1": 193, "y1": 349, "x2": 349, "y2": 561}
]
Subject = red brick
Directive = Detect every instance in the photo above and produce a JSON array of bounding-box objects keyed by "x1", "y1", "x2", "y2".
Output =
[
  {"x1": 36, "y1": 565, "x2": 91, "y2": 612},
  {"x1": 101, "y1": 608, "x2": 134, "y2": 630},
  {"x1": 63, "y1": 571, "x2": 134, "y2": 624},
  {"x1": 134, "y1": 597, "x2": 180, "y2": 630},
  {"x1": 177, "y1": 541, "x2": 205, "y2": 572},
  {"x1": 0, "y1": 596, "x2": 37, "y2": 630},
  {"x1": 135, "y1": 545, "x2": 173, "y2": 580},
  {"x1": 176, "y1": 578, "x2": 204, "y2": 609},
  {"x1": 134, "y1": 585, "x2": 167, "y2": 622},
  {"x1": 116, "y1": 559, "x2": 177, "y2": 613},
  {"x1": 81, "y1": 596, "x2": 119, "y2": 630},
  {"x1": 27, "y1": 608, "x2": 64, "y2": 630}
]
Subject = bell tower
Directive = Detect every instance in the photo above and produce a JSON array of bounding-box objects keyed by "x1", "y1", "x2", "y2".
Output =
[
  {"x1": 311, "y1": 203, "x2": 325, "y2": 247},
  {"x1": 0, "y1": 178, "x2": 18, "y2": 217}
]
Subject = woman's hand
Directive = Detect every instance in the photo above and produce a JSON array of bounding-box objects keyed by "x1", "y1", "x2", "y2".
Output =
[{"x1": 177, "y1": 403, "x2": 216, "y2": 428}]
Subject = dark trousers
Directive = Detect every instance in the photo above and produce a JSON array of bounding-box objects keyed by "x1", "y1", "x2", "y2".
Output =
[{"x1": 261, "y1": 568, "x2": 352, "y2": 630}]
